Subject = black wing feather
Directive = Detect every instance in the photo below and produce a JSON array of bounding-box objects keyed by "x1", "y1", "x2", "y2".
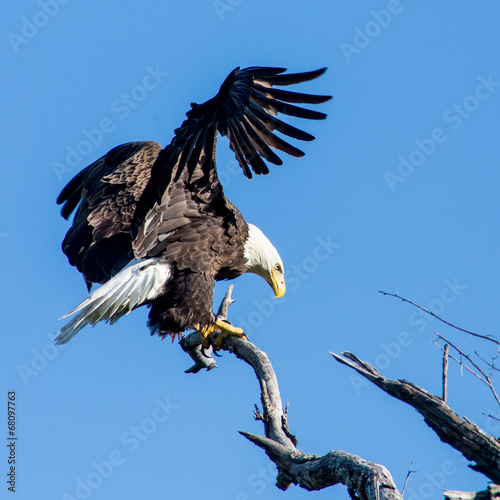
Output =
[
  {"x1": 245, "y1": 102, "x2": 315, "y2": 142},
  {"x1": 259, "y1": 67, "x2": 328, "y2": 86},
  {"x1": 243, "y1": 108, "x2": 305, "y2": 158},
  {"x1": 250, "y1": 91, "x2": 328, "y2": 120},
  {"x1": 226, "y1": 120, "x2": 253, "y2": 179},
  {"x1": 242, "y1": 67, "x2": 287, "y2": 77},
  {"x1": 253, "y1": 83, "x2": 331, "y2": 104},
  {"x1": 229, "y1": 116, "x2": 270, "y2": 176},
  {"x1": 239, "y1": 115, "x2": 283, "y2": 165},
  {"x1": 57, "y1": 168, "x2": 89, "y2": 219}
]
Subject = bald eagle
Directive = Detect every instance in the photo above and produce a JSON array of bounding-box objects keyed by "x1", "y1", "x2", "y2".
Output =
[{"x1": 56, "y1": 66, "x2": 330, "y2": 346}]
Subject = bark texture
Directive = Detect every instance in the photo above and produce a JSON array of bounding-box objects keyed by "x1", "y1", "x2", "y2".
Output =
[
  {"x1": 331, "y1": 351, "x2": 500, "y2": 483},
  {"x1": 444, "y1": 484, "x2": 500, "y2": 499}
]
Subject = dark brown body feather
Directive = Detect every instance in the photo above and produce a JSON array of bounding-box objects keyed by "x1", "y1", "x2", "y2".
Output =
[{"x1": 57, "y1": 66, "x2": 330, "y2": 336}]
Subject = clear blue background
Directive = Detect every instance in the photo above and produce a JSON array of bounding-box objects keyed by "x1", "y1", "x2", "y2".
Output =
[{"x1": 2, "y1": 1, "x2": 500, "y2": 499}]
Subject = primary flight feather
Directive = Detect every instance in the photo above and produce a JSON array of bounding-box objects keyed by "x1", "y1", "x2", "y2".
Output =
[{"x1": 56, "y1": 66, "x2": 331, "y2": 345}]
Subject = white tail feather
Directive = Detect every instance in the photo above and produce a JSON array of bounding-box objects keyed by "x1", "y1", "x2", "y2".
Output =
[{"x1": 56, "y1": 258, "x2": 171, "y2": 344}]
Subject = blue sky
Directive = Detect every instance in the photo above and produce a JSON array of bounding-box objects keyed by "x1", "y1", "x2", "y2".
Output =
[{"x1": 2, "y1": 1, "x2": 500, "y2": 499}]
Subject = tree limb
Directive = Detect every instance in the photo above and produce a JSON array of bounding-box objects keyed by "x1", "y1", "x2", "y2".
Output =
[
  {"x1": 444, "y1": 484, "x2": 500, "y2": 499},
  {"x1": 180, "y1": 287, "x2": 403, "y2": 499},
  {"x1": 331, "y1": 351, "x2": 500, "y2": 483},
  {"x1": 239, "y1": 431, "x2": 402, "y2": 498},
  {"x1": 222, "y1": 334, "x2": 296, "y2": 447},
  {"x1": 181, "y1": 285, "x2": 295, "y2": 447},
  {"x1": 379, "y1": 290, "x2": 500, "y2": 346},
  {"x1": 223, "y1": 335, "x2": 402, "y2": 497},
  {"x1": 433, "y1": 332, "x2": 500, "y2": 406}
]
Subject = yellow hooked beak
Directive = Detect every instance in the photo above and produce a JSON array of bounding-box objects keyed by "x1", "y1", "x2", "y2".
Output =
[{"x1": 271, "y1": 268, "x2": 286, "y2": 298}]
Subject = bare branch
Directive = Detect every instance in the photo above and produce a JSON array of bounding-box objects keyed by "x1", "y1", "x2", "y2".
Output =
[
  {"x1": 179, "y1": 334, "x2": 217, "y2": 373},
  {"x1": 379, "y1": 290, "x2": 500, "y2": 346},
  {"x1": 180, "y1": 286, "x2": 403, "y2": 498},
  {"x1": 216, "y1": 284, "x2": 236, "y2": 319},
  {"x1": 239, "y1": 431, "x2": 402, "y2": 498},
  {"x1": 475, "y1": 351, "x2": 500, "y2": 374},
  {"x1": 484, "y1": 413, "x2": 500, "y2": 423},
  {"x1": 331, "y1": 351, "x2": 500, "y2": 483},
  {"x1": 432, "y1": 341, "x2": 484, "y2": 382},
  {"x1": 253, "y1": 404, "x2": 265, "y2": 422},
  {"x1": 444, "y1": 484, "x2": 500, "y2": 499},
  {"x1": 443, "y1": 344, "x2": 450, "y2": 403},
  {"x1": 221, "y1": 334, "x2": 296, "y2": 448},
  {"x1": 281, "y1": 402, "x2": 298, "y2": 447},
  {"x1": 401, "y1": 458, "x2": 415, "y2": 497},
  {"x1": 214, "y1": 329, "x2": 402, "y2": 498},
  {"x1": 434, "y1": 332, "x2": 500, "y2": 406},
  {"x1": 183, "y1": 287, "x2": 500, "y2": 496}
]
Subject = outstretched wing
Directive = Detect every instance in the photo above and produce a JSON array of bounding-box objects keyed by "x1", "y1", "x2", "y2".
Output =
[
  {"x1": 132, "y1": 66, "x2": 331, "y2": 261},
  {"x1": 217, "y1": 66, "x2": 331, "y2": 177},
  {"x1": 57, "y1": 141, "x2": 162, "y2": 286}
]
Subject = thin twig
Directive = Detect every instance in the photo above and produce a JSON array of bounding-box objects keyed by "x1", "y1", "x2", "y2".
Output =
[
  {"x1": 433, "y1": 332, "x2": 500, "y2": 407},
  {"x1": 281, "y1": 402, "x2": 298, "y2": 447},
  {"x1": 443, "y1": 344, "x2": 449, "y2": 403},
  {"x1": 253, "y1": 404, "x2": 265, "y2": 422},
  {"x1": 475, "y1": 351, "x2": 500, "y2": 374},
  {"x1": 401, "y1": 458, "x2": 415, "y2": 497},
  {"x1": 432, "y1": 342, "x2": 483, "y2": 382},
  {"x1": 379, "y1": 290, "x2": 500, "y2": 346},
  {"x1": 216, "y1": 284, "x2": 235, "y2": 318},
  {"x1": 435, "y1": 333, "x2": 489, "y2": 382},
  {"x1": 483, "y1": 413, "x2": 500, "y2": 422}
]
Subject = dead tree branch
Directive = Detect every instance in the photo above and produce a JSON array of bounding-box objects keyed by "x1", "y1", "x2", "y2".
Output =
[
  {"x1": 379, "y1": 290, "x2": 500, "y2": 346},
  {"x1": 223, "y1": 333, "x2": 402, "y2": 498},
  {"x1": 443, "y1": 344, "x2": 450, "y2": 402},
  {"x1": 401, "y1": 458, "x2": 415, "y2": 497},
  {"x1": 433, "y1": 332, "x2": 500, "y2": 406},
  {"x1": 331, "y1": 351, "x2": 500, "y2": 483},
  {"x1": 239, "y1": 431, "x2": 401, "y2": 498},
  {"x1": 180, "y1": 287, "x2": 403, "y2": 499},
  {"x1": 444, "y1": 484, "x2": 500, "y2": 499},
  {"x1": 222, "y1": 334, "x2": 296, "y2": 447}
]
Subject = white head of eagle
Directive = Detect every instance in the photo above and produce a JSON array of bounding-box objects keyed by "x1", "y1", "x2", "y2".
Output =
[
  {"x1": 244, "y1": 223, "x2": 285, "y2": 299},
  {"x1": 55, "y1": 65, "x2": 330, "y2": 345}
]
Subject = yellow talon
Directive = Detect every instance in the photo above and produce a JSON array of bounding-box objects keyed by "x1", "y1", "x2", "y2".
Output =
[
  {"x1": 213, "y1": 318, "x2": 247, "y2": 349},
  {"x1": 214, "y1": 318, "x2": 244, "y2": 336},
  {"x1": 194, "y1": 319, "x2": 247, "y2": 348},
  {"x1": 193, "y1": 323, "x2": 217, "y2": 348}
]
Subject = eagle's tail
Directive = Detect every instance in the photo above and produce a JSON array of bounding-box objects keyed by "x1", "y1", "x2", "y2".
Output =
[{"x1": 55, "y1": 258, "x2": 171, "y2": 344}]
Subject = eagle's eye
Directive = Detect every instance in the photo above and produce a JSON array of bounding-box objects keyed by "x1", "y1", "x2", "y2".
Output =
[{"x1": 274, "y1": 264, "x2": 282, "y2": 273}]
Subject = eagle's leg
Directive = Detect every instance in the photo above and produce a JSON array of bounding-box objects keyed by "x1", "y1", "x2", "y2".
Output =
[{"x1": 194, "y1": 319, "x2": 246, "y2": 348}]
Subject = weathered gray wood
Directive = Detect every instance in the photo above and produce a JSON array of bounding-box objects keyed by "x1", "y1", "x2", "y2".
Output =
[
  {"x1": 180, "y1": 287, "x2": 403, "y2": 499},
  {"x1": 222, "y1": 334, "x2": 296, "y2": 448},
  {"x1": 240, "y1": 431, "x2": 402, "y2": 498},
  {"x1": 179, "y1": 333, "x2": 217, "y2": 373},
  {"x1": 444, "y1": 484, "x2": 500, "y2": 499},
  {"x1": 331, "y1": 351, "x2": 500, "y2": 483}
]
